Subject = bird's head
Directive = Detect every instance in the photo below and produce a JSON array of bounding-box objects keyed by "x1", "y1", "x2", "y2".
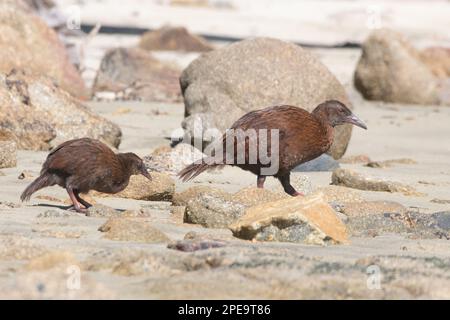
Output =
[
  {"x1": 119, "y1": 153, "x2": 152, "y2": 180},
  {"x1": 312, "y1": 100, "x2": 367, "y2": 130}
]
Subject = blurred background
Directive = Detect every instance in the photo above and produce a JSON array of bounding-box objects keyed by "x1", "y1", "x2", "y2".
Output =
[{"x1": 22, "y1": 0, "x2": 450, "y2": 94}]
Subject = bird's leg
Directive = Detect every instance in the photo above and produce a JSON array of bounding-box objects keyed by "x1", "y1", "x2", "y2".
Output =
[
  {"x1": 278, "y1": 173, "x2": 304, "y2": 197},
  {"x1": 257, "y1": 175, "x2": 266, "y2": 188},
  {"x1": 75, "y1": 191, "x2": 92, "y2": 208},
  {"x1": 66, "y1": 186, "x2": 87, "y2": 213}
]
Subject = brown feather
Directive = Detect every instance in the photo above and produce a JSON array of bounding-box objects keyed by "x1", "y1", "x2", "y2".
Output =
[{"x1": 21, "y1": 138, "x2": 151, "y2": 201}]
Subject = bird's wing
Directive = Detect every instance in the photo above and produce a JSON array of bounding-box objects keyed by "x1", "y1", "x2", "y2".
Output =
[
  {"x1": 214, "y1": 105, "x2": 329, "y2": 166},
  {"x1": 43, "y1": 138, "x2": 116, "y2": 178}
]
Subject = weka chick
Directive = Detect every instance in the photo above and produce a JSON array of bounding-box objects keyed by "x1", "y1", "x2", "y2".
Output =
[
  {"x1": 21, "y1": 138, "x2": 152, "y2": 213},
  {"x1": 179, "y1": 100, "x2": 367, "y2": 196}
]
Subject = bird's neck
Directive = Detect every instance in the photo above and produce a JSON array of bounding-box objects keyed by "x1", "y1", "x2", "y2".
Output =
[
  {"x1": 116, "y1": 153, "x2": 134, "y2": 176},
  {"x1": 312, "y1": 111, "x2": 335, "y2": 150}
]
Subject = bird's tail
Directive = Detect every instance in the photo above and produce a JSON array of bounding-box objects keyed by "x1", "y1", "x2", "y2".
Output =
[
  {"x1": 20, "y1": 173, "x2": 52, "y2": 202},
  {"x1": 178, "y1": 159, "x2": 217, "y2": 182}
]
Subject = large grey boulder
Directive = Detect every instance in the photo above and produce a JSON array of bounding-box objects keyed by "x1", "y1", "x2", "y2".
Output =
[{"x1": 180, "y1": 37, "x2": 354, "y2": 159}]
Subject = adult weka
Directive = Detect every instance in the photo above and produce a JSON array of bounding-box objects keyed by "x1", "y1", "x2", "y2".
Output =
[
  {"x1": 21, "y1": 138, "x2": 152, "y2": 213},
  {"x1": 178, "y1": 100, "x2": 367, "y2": 196}
]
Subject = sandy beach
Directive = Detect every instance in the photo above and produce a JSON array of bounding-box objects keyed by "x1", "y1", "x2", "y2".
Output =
[{"x1": 0, "y1": 0, "x2": 449, "y2": 299}]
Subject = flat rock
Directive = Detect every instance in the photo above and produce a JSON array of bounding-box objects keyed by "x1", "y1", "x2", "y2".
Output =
[
  {"x1": 98, "y1": 218, "x2": 170, "y2": 243},
  {"x1": 139, "y1": 26, "x2": 213, "y2": 52},
  {"x1": 172, "y1": 186, "x2": 230, "y2": 206},
  {"x1": 0, "y1": 140, "x2": 16, "y2": 168},
  {"x1": 144, "y1": 143, "x2": 205, "y2": 176},
  {"x1": 93, "y1": 173, "x2": 175, "y2": 201},
  {"x1": 346, "y1": 211, "x2": 450, "y2": 239},
  {"x1": 168, "y1": 239, "x2": 226, "y2": 252},
  {"x1": 339, "y1": 201, "x2": 407, "y2": 217},
  {"x1": 0, "y1": 70, "x2": 121, "y2": 150},
  {"x1": 180, "y1": 37, "x2": 354, "y2": 159},
  {"x1": 184, "y1": 191, "x2": 245, "y2": 228},
  {"x1": 331, "y1": 168, "x2": 422, "y2": 196},
  {"x1": 0, "y1": 1, "x2": 87, "y2": 99},
  {"x1": 92, "y1": 47, "x2": 182, "y2": 102},
  {"x1": 354, "y1": 29, "x2": 441, "y2": 105},
  {"x1": 229, "y1": 193, "x2": 348, "y2": 245}
]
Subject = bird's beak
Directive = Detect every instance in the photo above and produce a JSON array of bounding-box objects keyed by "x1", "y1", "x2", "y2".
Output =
[
  {"x1": 141, "y1": 167, "x2": 152, "y2": 181},
  {"x1": 345, "y1": 114, "x2": 367, "y2": 130}
]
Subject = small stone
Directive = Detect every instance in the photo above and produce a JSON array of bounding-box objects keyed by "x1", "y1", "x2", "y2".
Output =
[
  {"x1": 18, "y1": 170, "x2": 34, "y2": 180},
  {"x1": 229, "y1": 192, "x2": 348, "y2": 244},
  {"x1": 167, "y1": 239, "x2": 226, "y2": 252},
  {"x1": 0, "y1": 201, "x2": 20, "y2": 209},
  {"x1": 0, "y1": 140, "x2": 17, "y2": 168},
  {"x1": 331, "y1": 168, "x2": 423, "y2": 196},
  {"x1": 98, "y1": 218, "x2": 170, "y2": 243}
]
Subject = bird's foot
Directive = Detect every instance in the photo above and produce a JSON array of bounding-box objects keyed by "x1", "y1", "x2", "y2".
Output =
[
  {"x1": 67, "y1": 205, "x2": 88, "y2": 214},
  {"x1": 292, "y1": 191, "x2": 304, "y2": 197}
]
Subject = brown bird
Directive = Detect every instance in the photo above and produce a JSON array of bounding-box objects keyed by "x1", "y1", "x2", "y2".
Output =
[
  {"x1": 179, "y1": 100, "x2": 367, "y2": 196},
  {"x1": 20, "y1": 138, "x2": 152, "y2": 213}
]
